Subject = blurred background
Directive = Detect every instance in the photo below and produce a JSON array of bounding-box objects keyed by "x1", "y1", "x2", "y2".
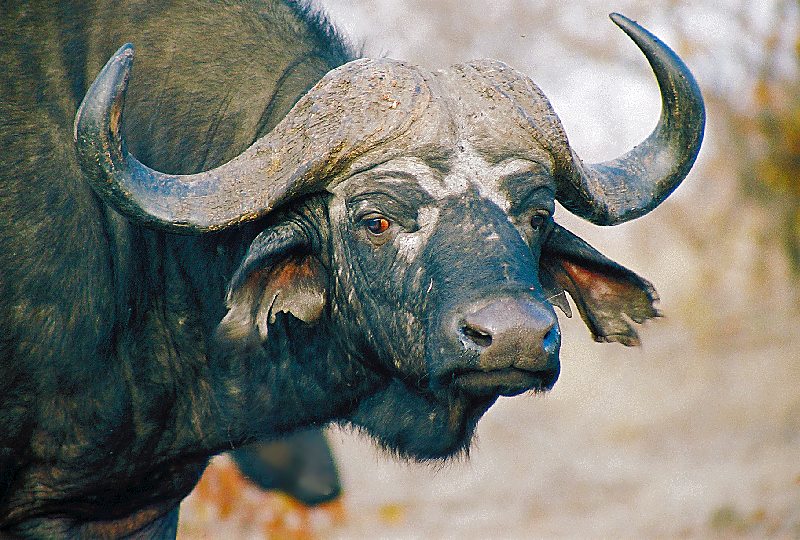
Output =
[{"x1": 178, "y1": 1, "x2": 800, "y2": 537}]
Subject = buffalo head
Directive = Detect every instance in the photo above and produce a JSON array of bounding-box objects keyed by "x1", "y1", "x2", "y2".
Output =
[{"x1": 74, "y1": 14, "x2": 703, "y2": 459}]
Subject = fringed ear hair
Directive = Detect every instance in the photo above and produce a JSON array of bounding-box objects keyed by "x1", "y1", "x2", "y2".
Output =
[
  {"x1": 539, "y1": 224, "x2": 659, "y2": 346},
  {"x1": 218, "y1": 222, "x2": 326, "y2": 343}
]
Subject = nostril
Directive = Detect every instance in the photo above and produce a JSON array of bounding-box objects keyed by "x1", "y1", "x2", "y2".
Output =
[
  {"x1": 542, "y1": 326, "x2": 559, "y2": 353},
  {"x1": 460, "y1": 324, "x2": 493, "y2": 349}
]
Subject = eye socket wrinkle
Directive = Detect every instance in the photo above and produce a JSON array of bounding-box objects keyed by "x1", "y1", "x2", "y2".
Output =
[
  {"x1": 348, "y1": 192, "x2": 420, "y2": 231},
  {"x1": 347, "y1": 176, "x2": 436, "y2": 214},
  {"x1": 499, "y1": 161, "x2": 552, "y2": 188},
  {"x1": 361, "y1": 170, "x2": 418, "y2": 182},
  {"x1": 507, "y1": 185, "x2": 556, "y2": 220}
]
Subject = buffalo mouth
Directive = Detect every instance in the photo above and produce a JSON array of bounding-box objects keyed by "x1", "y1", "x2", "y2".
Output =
[{"x1": 452, "y1": 365, "x2": 559, "y2": 397}]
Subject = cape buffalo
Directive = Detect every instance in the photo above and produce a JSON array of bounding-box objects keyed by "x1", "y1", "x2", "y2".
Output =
[{"x1": 0, "y1": 0, "x2": 703, "y2": 536}]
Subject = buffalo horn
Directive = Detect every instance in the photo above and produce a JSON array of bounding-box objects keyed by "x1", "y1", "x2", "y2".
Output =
[
  {"x1": 74, "y1": 46, "x2": 424, "y2": 233},
  {"x1": 73, "y1": 44, "x2": 328, "y2": 233},
  {"x1": 556, "y1": 13, "x2": 705, "y2": 225}
]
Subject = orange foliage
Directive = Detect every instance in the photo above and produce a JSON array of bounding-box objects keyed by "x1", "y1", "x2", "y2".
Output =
[{"x1": 177, "y1": 455, "x2": 346, "y2": 539}]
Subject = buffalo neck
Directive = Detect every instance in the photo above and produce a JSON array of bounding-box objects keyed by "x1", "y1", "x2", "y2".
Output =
[{"x1": 113, "y1": 223, "x2": 378, "y2": 456}]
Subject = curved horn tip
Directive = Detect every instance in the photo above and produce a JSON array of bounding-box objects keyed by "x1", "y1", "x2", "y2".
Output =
[
  {"x1": 608, "y1": 13, "x2": 668, "y2": 56},
  {"x1": 607, "y1": 12, "x2": 700, "y2": 90},
  {"x1": 74, "y1": 43, "x2": 135, "y2": 142},
  {"x1": 114, "y1": 42, "x2": 136, "y2": 60},
  {"x1": 557, "y1": 11, "x2": 704, "y2": 226},
  {"x1": 608, "y1": 13, "x2": 654, "y2": 40},
  {"x1": 609, "y1": 12, "x2": 634, "y2": 28}
]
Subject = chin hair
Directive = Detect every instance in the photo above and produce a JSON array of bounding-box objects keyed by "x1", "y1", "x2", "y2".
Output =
[
  {"x1": 342, "y1": 379, "x2": 496, "y2": 462},
  {"x1": 340, "y1": 417, "x2": 476, "y2": 463}
]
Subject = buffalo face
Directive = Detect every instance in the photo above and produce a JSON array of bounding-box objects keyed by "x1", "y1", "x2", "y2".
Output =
[
  {"x1": 323, "y1": 150, "x2": 564, "y2": 458},
  {"x1": 328, "y1": 150, "x2": 562, "y2": 397},
  {"x1": 74, "y1": 15, "x2": 703, "y2": 459},
  {"x1": 219, "y1": 62, "x2": 664, "y2": 459}
]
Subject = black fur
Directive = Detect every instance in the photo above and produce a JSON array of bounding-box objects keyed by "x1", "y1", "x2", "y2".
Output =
[
  {"x1": 0, "y1": 1, "x2": 355, "y2": 535},
  {"x1": 0, "y1": 2, "x2": 662, "y2": 537}
]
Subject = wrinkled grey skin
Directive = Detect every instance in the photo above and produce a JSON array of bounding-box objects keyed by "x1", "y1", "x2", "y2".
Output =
[{"x1": 1, "y1": 0, "x2": 702, "y2": 536}]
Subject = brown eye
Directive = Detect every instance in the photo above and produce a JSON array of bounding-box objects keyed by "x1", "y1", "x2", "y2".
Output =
[
  {"x1": 530, "y1": 212, "x2": 548, "y2": 231},
  {"x1": 365, "y1": 216, "x2": 391, "y2": 235}
]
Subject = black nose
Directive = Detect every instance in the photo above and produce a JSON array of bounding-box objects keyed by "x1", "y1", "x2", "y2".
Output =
[{"x1": 451, "y1": 297, "x2": 560, "y2": 395}]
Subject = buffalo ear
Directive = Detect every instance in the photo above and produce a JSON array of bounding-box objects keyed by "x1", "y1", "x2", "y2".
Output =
[
  {"x1": 539, "y1": 223, "x2": 659, "y2": 346},
  {"x1": 218, "y1": 223, "x2": 326, "y2": 342}
]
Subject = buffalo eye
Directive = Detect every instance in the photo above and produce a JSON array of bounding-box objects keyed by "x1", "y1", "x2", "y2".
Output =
[
  {"x1": 530, "y1": 211, "x2": 549, "y2": 232},
  {"x1": 364, "y1": 216, "x2": 391, "y2": 235}
]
